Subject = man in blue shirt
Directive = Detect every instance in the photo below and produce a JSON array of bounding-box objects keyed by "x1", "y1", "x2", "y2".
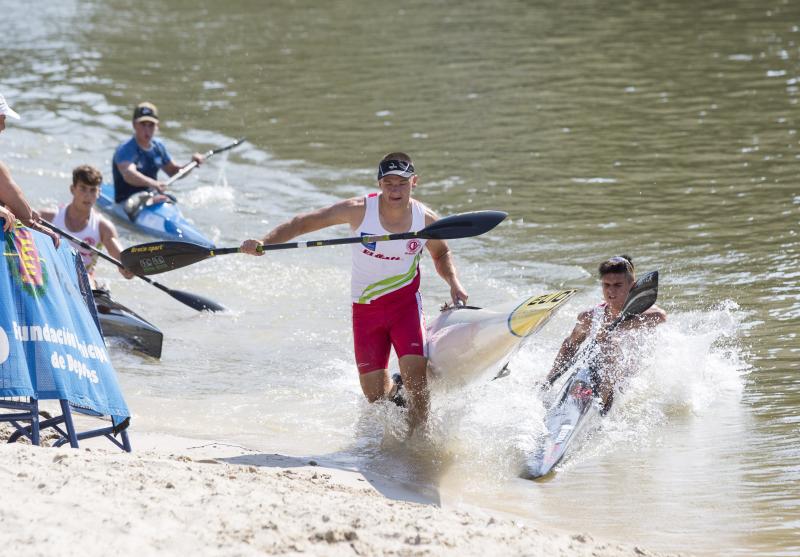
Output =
[{"x1": 112, "y1": 102, "x2": 204, "y2": 207}]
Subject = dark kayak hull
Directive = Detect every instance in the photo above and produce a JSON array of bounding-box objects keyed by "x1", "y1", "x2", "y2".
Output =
[{"x1": 93, "y1": 290, "x2": 163, "y2": 359}]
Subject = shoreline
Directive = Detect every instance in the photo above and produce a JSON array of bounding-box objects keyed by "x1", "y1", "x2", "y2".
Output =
[{"x1": 0, "y1": 424, "x2": 682, "y2": 556}]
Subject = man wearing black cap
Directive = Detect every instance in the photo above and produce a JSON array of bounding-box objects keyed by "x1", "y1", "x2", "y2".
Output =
[
  {"x1": 111, "y1": 101, "x2": 205, "y2": 208},
  {"x1": 240, "y1": 152, "x2": 468, "y2": 433}
]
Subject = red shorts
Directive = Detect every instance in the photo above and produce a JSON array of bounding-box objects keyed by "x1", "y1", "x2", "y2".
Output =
[{"x1": 352, "y1": 287, "x2": 426, "y2": 375}]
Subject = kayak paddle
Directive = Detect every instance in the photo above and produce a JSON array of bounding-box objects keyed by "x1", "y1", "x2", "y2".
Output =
[
  {"x1": 121, "y1": 210, "x2": 508, "y2": 276},
  {"x1": 546, "y1": 270, "x2": 659, "y2": 387},
  {"x1": 165, "y1": 137, "x2": 246, "y2": 188},
  {"x1": 40, "y1": 220, "x2": 226, "y2": 313}
]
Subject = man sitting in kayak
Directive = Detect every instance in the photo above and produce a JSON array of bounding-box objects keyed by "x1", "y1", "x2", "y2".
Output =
[
  {"x1": 40, "y1": 165, "x2": 134, "y2": 288},
  {"x1": 112, "y1": 102, "x2": 204, "y2": 217},
  {"x1": 240, "y1": 152, "x2": 468, "y2": 432},
  {"x1": 545, "y1": 255, "x2": 666, "y2": 411}
]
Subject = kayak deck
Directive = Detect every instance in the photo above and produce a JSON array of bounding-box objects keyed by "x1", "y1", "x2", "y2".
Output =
[
  {"x1": 426, "y1": 290, "x2": 576, "y2": 389},
  {"x1": 97, "y1": 183, "x2": 214, "y2": 248},
  {"x1": 525, "y1": 367, "x2": 601, "y2": 479}
]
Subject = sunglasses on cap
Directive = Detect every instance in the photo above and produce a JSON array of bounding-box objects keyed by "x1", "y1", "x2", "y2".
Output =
[{"x1": 377, "y1": 159, "x2": 415, "y2": 180}]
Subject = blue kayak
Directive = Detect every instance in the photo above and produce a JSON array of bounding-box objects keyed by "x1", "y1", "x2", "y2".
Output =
[{"x1": 97, "y1": 183, "x2": 214, "y2": 248}]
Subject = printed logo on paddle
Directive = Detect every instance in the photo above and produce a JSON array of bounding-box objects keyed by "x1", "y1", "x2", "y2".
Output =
[
  {"x1": 405, "y1": 239, "x2": 422, "y2": 255},
  {"x1": 129, "y1": 244, "x2": 165, "y2": 254},
  {"x1": 140, "y1": 256, "x2": 168, "y2": 273},
  {"x1": 4, "y1": 225, "x2": 48, "y2": 297}
]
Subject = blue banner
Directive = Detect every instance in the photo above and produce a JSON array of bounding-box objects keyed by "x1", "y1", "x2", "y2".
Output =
[{"x1": 0, "y1": 223, "x2": 130, "y2": 424}]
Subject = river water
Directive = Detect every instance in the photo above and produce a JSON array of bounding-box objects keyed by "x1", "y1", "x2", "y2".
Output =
[{"x1": 3, "y1": 1, "x2": 799, "y2": 554}]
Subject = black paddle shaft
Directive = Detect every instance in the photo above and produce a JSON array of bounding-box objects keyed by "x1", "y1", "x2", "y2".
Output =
[{"x1": 121, "y1": 210, "x2": 508, "y2": 275}]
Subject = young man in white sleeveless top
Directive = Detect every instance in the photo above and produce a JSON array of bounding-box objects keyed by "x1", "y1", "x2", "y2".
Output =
[
  {"x1": 39, "y1": 165, "x2": 134, "y2": 288},
  {"x1": 241, "y1": 152, "x2": 468, "y2": 431},
  {"x1": 546, "y1": 255, "x2": 666, "y2": 410}
]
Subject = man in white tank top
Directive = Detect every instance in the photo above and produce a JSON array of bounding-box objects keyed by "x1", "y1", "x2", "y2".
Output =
[
  {"x1": 241, "y1": 152, "x2": 468, "y2": 432},
  {"x1": 39, "y1": 165, "x2": 134, "y2": 288},
  {"x1": 545, "y1": 255, "x2": 666, "y2": 411}
]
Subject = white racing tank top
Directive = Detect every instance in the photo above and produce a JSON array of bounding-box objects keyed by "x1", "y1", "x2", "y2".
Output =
[
  {"x1": 52, "y1": 206, "x2": 102, "y2": 273},
  {"x1": 351, "y1": 193, "x2": 427, "y2": 304}
]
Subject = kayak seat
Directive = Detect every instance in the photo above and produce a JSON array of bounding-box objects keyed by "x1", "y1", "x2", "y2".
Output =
[
  {"x1": 123, "y1": 191, "x2": 155, "y2": 221},
  {"x1": 122, "y1": 190, "x2": 175, "y2": 221}
]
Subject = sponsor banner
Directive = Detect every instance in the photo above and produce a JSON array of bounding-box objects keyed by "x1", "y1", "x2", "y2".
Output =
[{"x1": 0, "y1": 224, "x2": 130, "y2": 424}]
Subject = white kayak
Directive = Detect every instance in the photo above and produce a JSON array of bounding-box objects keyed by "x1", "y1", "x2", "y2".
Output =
[
  {"x1": 524, "y1": 366, "x2": 601, "y2": 479},
  {"x1": 426, "y1": 289, "x2": 576, "y2": 390}
]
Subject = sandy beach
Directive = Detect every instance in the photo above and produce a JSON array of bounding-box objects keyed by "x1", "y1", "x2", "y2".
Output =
[{"x1": 0, "y1": 423, "x2": 680, "y2": 557}]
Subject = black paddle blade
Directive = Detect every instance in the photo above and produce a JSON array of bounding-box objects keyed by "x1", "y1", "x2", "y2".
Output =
[
  {"x1": 168, "y1": 288, "x2": 226, "y2": 312},
  {"x1": 620, "y1": 270, "x2": 659, "y2": 320},
  {"x1": 419, "y1": 210, "x2": 508, "y2": 240},
  {"x1": 121, "y1": 241, "x2": 214, "y2": 275}
]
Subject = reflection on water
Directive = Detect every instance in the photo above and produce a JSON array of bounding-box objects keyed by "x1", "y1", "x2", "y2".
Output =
[{"x1": 2, "y1": 0, "x2": 799, "y2": 554}]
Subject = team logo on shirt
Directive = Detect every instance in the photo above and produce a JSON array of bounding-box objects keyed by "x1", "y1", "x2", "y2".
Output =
[
  {"x1": 361, "y1": 248, "x2": 400, "y2": 261},
  {"x1": 405, "y1": 239, "x2": 422, "y2": 255},
  {"x1": 360, "y1": 232, "x2": 377, "y2": 251}
]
